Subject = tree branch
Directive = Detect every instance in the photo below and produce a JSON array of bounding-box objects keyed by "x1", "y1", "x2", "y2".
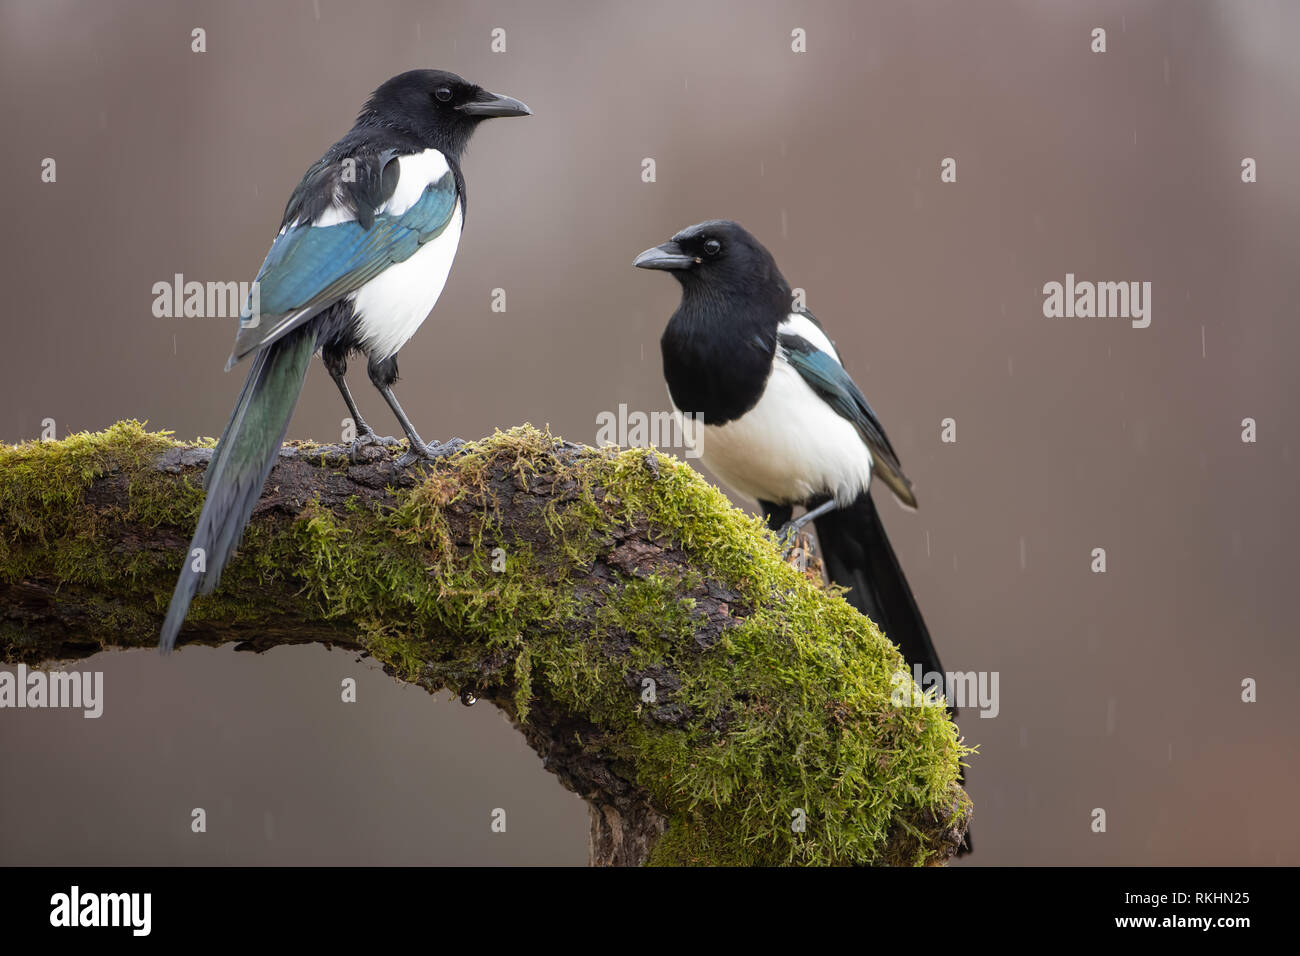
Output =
[{"x1": 0, "y1": 422, "x2": 971, "y2": 865}]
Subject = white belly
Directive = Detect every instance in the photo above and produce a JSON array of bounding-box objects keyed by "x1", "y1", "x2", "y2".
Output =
[
  {"x1": 675, "y1": 358, "x2": 873, "y2": 506},
  {"x1": 352, "y1": 201, "x2": 462, "y2": 360}
]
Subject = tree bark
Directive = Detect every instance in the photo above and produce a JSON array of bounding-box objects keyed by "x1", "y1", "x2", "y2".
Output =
[{"x1": 0, "y1": 423, "x2": 971, "y2": 865}]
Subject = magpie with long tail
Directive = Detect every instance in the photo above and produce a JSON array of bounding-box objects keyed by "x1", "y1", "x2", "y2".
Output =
[
  {"x1": 635, "y1": 220, "x2": 969, "y2": 850},
  {"x1": 634, "y1": 219, "x2": 947, "y2": 689},
  {"x1": 159, "y1": 70, "x2": 530, "y2": 652}
]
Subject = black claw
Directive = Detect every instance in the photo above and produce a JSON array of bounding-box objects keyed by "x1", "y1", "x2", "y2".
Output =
[
  {"x1": 347, "y1": 443, "x2": 371, "y2": 464},
  {"x1": 776, "y1": 521, "x2": 812, "y2": 559},
  {"x1": 395, "y1": 442, "x2": 467, "y2": 470},
  {"x1": 347, "y1": 427, "x2": 392, "y2": 462},
  {"x1": 394, "y1": 450, "x2": 424, "y2": 469},
  {"x1": 394, "y1": 439, "x2": 452, "y2": 468},
  {"x1": 350, "y1": 432, "x2": 411, "y2": 464}
]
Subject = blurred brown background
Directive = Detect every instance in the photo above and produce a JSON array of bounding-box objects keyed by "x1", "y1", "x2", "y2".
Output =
[{"x1": 1, "y1": 0, "x2": 1297, "y2": 865}]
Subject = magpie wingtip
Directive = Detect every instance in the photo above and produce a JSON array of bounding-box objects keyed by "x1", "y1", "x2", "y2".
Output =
[{"x1": 893, "y1": 493, "x2": 918, "y2": 513}]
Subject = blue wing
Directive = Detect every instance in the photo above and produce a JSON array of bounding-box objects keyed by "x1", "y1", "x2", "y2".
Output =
[
  {"x1": 778, "y1": 325, "x2": 917, "y2": 506},
  {"x1": 228, "y1": 165, "x2": 457, "y2": 366}
]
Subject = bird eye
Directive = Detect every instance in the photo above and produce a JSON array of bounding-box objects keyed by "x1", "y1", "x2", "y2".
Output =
[
  {"x1": 434, "y1": 88, "x2": 453, "y2": 103},
  {"x1": 703, "y1": 239, "x2": 722, "y2": 256}
]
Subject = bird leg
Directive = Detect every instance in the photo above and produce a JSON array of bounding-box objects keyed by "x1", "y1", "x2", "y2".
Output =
[
  {"x1": 361, "y1": 353, "x2": 460, "y2": 467},
  {"x1": 324, "y1": 353, "x2": 398, "y2": 461},
  {"x1": 329, "y1": 370, "x2": 375, "y2": 437},
  {"x1": 776, "y1": 498, "x2": 839, "y2": 555},
  {"x1": 376, "y1": 383, "x2": 463, "y2": 467}
]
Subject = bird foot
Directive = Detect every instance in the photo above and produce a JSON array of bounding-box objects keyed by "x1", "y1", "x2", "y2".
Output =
[
  {"x1": 347, "y1": 430, "x2": 401, "y2": 463},
  {"x1": 776, "y1": 523, "x2": 818, "y2": 574},
  {"x1": 396, "y1": 437, "x2": 466, "y2": 469},
  {"x1": 775, "y1": 520, "x2": 806, "y2": 558}
]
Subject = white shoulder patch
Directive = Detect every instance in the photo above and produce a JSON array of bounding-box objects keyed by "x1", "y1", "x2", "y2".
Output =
[
  {"x1": 312, "y1": 186, "x2": 355, "y2": 226},
  {"x1": 280, "y1": 183, "x2": 355, "y2": 231},
  {"x1": 280, "y1": 150, "x2": 451, "y2": 232},
  {"x1": 380, "y1": 149, "x2": 452, "y2": 217},
  {"x1": 778, "y1": 313, "x2": 841, "y2": 364}
]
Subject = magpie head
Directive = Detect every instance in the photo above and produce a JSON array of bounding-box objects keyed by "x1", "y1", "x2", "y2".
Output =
[
  {"x1": 634, "y1": 220, "x2": 790, "y2": 302},
  {"x1": 358, "y1": 70, "x2": 531, "y2": 157}
]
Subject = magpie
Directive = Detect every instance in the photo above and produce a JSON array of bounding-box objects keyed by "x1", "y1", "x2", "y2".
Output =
[
  {"x1": 633, "y1": 219, "x2": 952, "y2": 708},
  {"x1": 158, "y1": 69, "x2": 530, "y2": 652},
  {"x1": 636, "y1": 220, "x2": 972, "y2": 853}
]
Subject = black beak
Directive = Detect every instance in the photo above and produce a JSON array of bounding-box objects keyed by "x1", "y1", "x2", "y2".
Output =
[
  {"x1": 633, "y1": 241, "x2": 696, "y2": 271},
  {"x1": 457, "y1": 90, "x2": 532, "y2": 117}
]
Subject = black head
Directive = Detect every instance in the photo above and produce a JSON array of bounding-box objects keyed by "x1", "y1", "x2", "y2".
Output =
[
  {"x1": 357, "y1": 69, "x2": 531, "y2": 158},
  {"x1": 639, "y1": 221, "x2": 793, "y2": 423},
  {"x1": 634, "y1": 219, "x2": 791, "y2": 304}
]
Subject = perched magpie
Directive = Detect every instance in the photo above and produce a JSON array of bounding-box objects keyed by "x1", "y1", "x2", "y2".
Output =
[
  {"x1": 634, "y1": 219, "x2": 952, "y2": 705},
  {"x1": 159, "y1": 69, "x2": 530, "y2": 652},
  {"x1": 636, "y1": 220, "x2": 972, "y2": 851}
]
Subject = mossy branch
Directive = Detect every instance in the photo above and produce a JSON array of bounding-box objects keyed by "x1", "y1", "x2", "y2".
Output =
[{"x1": 0, "y1": 421, "x2": 972, "y2": 865}]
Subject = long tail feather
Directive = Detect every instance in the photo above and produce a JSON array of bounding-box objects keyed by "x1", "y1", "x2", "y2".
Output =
[
  {"x1": 159, "y1": 328, "x2": 317, "y2": 651},
  {"x1": 813, "y1": 491, "x2": 945, "y2": 689}
]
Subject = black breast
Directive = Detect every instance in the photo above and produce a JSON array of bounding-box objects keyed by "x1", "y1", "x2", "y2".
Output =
[{"x1": 660, "y1": 308, "x2": 776, "y2": 426}]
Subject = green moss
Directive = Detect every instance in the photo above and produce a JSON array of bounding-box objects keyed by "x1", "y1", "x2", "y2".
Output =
[
  {"x1": 0, "y1": 421, "x2": 197, "y2": 588},
  {"x1": 0, "y1": 423, "x2": 973, "y2": 865},
  {"x1": 0, "y1": 422, "x2": 294, "y2": 643},
  {"x1": 274, "y1": 427, "x2": 972, "y2": 865},
  {"x1": 0, "y1": 421, "x2": 177, "y2": 536}
]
